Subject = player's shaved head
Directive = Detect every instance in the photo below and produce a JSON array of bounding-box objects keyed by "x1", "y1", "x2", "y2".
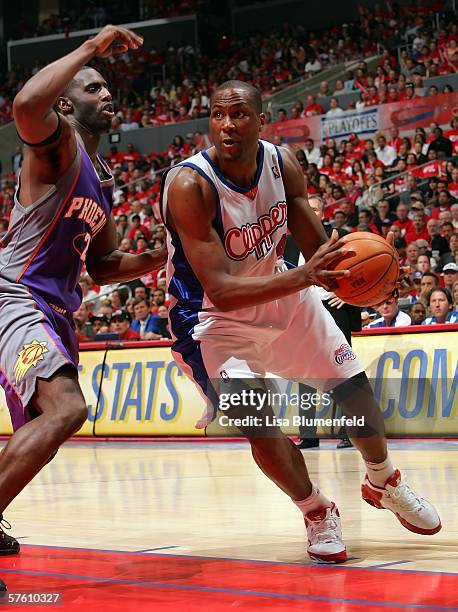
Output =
[
  {"x1": 60, "y1": 65, "x2": 94, "y2": 98},
  {"x1": 211, "y1": 80, "x2": 262, "y2": 113}
]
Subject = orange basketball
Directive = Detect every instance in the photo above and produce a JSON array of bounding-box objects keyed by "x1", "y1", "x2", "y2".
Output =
[{"x1": 329, "y1": 232, "x2": 400, "y2": 307}]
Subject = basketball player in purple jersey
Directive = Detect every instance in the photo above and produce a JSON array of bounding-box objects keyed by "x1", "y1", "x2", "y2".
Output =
[
  {"x1": 161, "y1": 81, "x2": 441, "y2": 564},
  {"x1": 0, "y1": 26, "x2": 165, "y2": 590}
]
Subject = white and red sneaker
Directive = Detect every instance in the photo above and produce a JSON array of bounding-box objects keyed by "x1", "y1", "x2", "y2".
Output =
[
  {"x1": 304, "y1": 502, "x2": 347, "y2": 564},
  {"x1": 361, "y1": 469, "x2": 441, "y2": 535}
]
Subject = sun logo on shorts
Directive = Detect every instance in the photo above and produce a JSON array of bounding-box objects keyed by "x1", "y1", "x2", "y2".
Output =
[{"x1": 14, "y1": 341, "x2": 48, "y2": 383}]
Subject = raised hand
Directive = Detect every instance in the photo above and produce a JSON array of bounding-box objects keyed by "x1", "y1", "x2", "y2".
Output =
[{"x1": 90, "y1": 25, "x2": 143, "y2": 58}]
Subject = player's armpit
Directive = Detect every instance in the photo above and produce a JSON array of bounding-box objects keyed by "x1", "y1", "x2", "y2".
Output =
[{"x1": 279, "y1": 146, "x2": 327, "y2": 260}]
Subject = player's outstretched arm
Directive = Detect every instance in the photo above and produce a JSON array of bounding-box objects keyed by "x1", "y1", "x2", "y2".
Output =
[
  {"x1": 167, "y1": 168, "x2": 351, "y2": 312},
  {"x1": 280, "y1": 146, "x2": 329, "y2": 260},
  {"x1": 13, "y1": 25, "x2": 142, "y2": 149},
  {"x1": 85, "y1": 216, "x2": 167, "y2": 284}
]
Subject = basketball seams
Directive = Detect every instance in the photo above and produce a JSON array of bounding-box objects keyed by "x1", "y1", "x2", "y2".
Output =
[
  {"x1": 329, "y1": 233, "x2": 400, "y2": 305},
  {"x1": 336, "y1": 252, "x2": 399, "y2": 300}
]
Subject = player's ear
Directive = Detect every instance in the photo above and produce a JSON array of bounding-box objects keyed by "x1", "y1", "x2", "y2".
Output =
[
  {"x1": 56, "y1": 96, "x2": 73, "y2": 115},
  {"x1": 259, "y1": 113, "x2": 266, "y2": 131}
]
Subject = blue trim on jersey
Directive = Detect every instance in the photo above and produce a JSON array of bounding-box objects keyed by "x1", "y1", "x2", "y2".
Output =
[
  {"x1": 168, "y1": 229, "x2": 204, "y2": 341},
  {"x1": 274, "y1": 145, "x2": 283, "y2": 175},
  {"x1": 201, "y1": 141, "x2": 265, "y2": 194},
  {"x1": 173, "y1": 338, "x2": 219, "y2": 409},
  {"x1": 167, "y1": 229, "x2": 220, "y2": 410}
]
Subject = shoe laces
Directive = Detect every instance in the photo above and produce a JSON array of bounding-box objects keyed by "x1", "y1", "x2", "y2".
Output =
[
  {"x1": 0, "y1": 514, "x2": 12, "y2": 533},
  {"x1": 307, "y1": 510, "x2": 341, "y2": 544},
  {"x1": 389, "y1": 481, "x2": 425, "y2": 513}
]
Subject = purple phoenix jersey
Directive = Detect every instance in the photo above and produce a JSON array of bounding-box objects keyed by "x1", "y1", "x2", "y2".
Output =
[
  {"x1": 0, "y1": 142, "x2": 113, "y2": 313},
  {"x1": 0, "y1": 142, "x2": 113, "y2": 431}
]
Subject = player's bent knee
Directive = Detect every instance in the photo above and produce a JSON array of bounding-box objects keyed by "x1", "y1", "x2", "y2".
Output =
[
  {"x1": 43, "y1": 397, "x2": 87, "y2": 436},
  {"x1": 60, "y1": 401, "x2": 88, "y2": 433},
  {"x1": 34, "y1": 365, "x2": 87, "y2": 426}
]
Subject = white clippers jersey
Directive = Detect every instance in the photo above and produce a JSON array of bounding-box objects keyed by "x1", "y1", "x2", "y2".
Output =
[{"x1": 160, "y1": 140, "x2": 295, "y2": 344}]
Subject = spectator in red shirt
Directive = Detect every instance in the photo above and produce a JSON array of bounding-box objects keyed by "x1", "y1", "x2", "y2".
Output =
[
  {"x1": 343, "y1": 142, "x2": 361, "y2": 164},
  {"x1": 117, "y1": 143, "x2": 141, "y2": 166},
  {"x1": 393, "y1": 202, "x2": 414, "y2": 236},
  {"x1": 150, "y1": 287, "x2": 169, "y2": 314},
  {"x1": 303, "y1": 94, "x2": 324, "y2": 117},
  {"x1": 365, "y1": 85, "x2": 379, "y2": 106},
  {"x1": 404, "y1": 83, "x2": 420, "y2": 100},
  {"x1": 349, "y1": 133, "x2": 365, "y2": 157},
  {"x1": 405, "y1": 211, "x2": 431, "y2": 244},
  {"x1": 134, "y1": 236, "x2": 149, "y2": 254},
  {"x1": 343, "y1": 178, "x2": 361, "y2": 205},
  {"x1": 74, "y1": 319, "x2": 91, "y2": 343},
  {"x1": 319, "y1": 153, "x2": 334, "y2": 177},
  {"x1": 444, "y1": 118, "x2": 458, "y2": 154},
  {"x1": 387, "y1": 127, "x2": 403, "y2": 152},
  {"x1": 356, "y1": 209, "x2": 381, "y2": 234},
  {"x1": 110, "y1": 310, "x2": 140, "y2": 340},
  {"x1": 431, "y1": 190, "x2": 453, "y2": 220},
  {"x1": 127, "y1": 215, "x2": 151, "y2": 242},
  {"x1": 330, "y1": 160, "x2": 348, "y2": 184},
  {"x1": 386, "y1": 84, "x2": 398, "y2": 102},
  {"x1": 175, "y1": 105, "x2": 191, "y2": 122}
]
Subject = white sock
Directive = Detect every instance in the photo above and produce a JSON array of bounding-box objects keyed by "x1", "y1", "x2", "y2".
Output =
[
  {"x1": 293, "y1": 484, "x2": 332, "y2": 516},
  {"x1": 364, "y1": 456, "x2": 395, "y2": 487}
]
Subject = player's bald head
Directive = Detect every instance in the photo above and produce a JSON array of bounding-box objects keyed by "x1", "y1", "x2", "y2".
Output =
[
  {"x1": 211, "y1": 80, "x2": 262, "y2": 113},
  {"x1": 60, "y1": 66, "x2": 102, "y2": 98}
]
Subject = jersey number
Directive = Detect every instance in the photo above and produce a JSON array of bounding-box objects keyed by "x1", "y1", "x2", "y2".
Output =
[{"x1": 73, "y1": 232, "x2": 91, "y2": 262}]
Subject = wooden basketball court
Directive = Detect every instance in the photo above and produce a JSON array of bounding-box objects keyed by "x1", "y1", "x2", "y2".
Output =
[{"x1": 1, "y1": 438, "x2": 457, "y2": 610}]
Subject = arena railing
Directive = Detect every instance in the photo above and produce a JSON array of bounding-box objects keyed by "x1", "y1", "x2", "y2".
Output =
[
  {"x1": 264, "y1": 56, "x2": 381, "y2": 112},
  {"x1": 6, "y1": 15, "x2": 198, "y2": 70}
]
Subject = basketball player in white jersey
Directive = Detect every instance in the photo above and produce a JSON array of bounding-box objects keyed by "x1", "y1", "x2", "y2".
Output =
[{"x1": 160, "y1": 81, "x2": 441, "y2": 563}]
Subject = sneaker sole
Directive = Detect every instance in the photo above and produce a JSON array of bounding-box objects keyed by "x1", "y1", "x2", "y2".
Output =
[
  {"x1": 0, "y1": 547, "x2": 20, "y2": 556},
  {"x1": 308, "y1": 549, "x2": 348, "y2": 564},
  {"x1": 362, "y1": 496, "x2": 442, "y2": 535}
]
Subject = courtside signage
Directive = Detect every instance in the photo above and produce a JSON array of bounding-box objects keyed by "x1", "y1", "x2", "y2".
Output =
[{"x1": 0, "y1": 332, "x2": 456, "y2": 436}]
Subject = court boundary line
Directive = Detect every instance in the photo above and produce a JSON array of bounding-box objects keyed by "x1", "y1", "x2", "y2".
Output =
[
  {"x1": 19, "y1": 544, "x2": 458, "y2": 576},
  {"x1": 135, "y1": 545, "x2": 179, "y2": 552},
  {"x1": 0, "y1": 566, "x2": 457, "y2": 610}
]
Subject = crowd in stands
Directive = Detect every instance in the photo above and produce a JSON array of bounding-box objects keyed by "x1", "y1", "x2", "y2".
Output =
[
  {"x1": 2, "y1": 117, "x2": 457, "y2": 339},
  {"x1": 273, "y1": 38, "x2": 458, "y2": 124},
  {"x1": 283, "y1": 118, "x2": 458, "y2": 327},
  {"x1": 2, "y1": 3, "x2": 456, "y2": 129},
  {"x1": 1, "y1": 2, "x2": 458, "y2": 337}
]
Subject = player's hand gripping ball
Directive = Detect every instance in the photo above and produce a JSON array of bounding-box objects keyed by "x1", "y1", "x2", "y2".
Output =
[{"x1": 328, "y1": 232, "x2": 400, "y2": 307}]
